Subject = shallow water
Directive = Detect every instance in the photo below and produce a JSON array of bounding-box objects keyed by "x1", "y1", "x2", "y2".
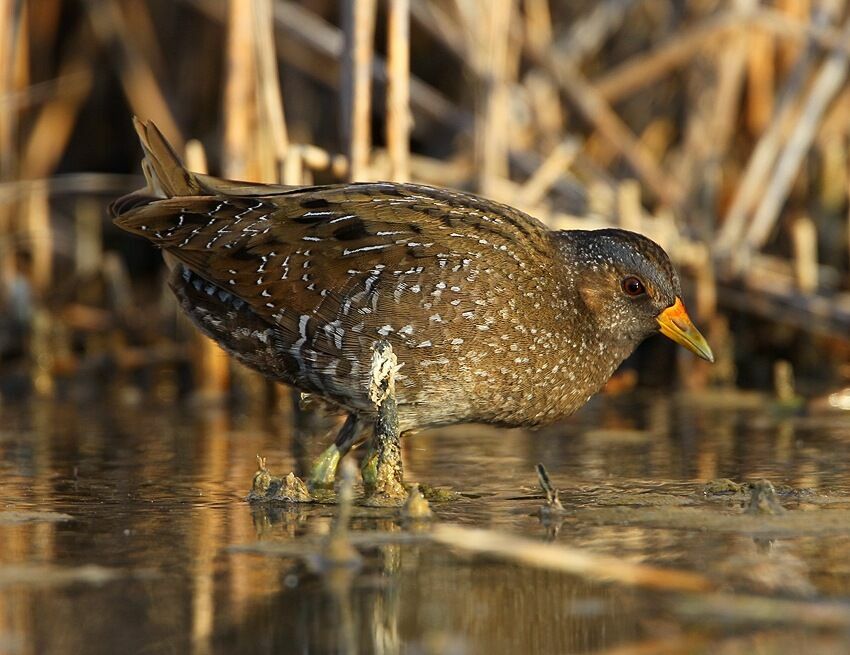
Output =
[{"x1": 2, "y1": 391, "x2": 850, "y2": 654}]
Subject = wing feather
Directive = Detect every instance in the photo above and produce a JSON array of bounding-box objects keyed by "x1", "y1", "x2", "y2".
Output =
[{"x1": 115, "y1": 182, "x2": 557, "y2": 411}]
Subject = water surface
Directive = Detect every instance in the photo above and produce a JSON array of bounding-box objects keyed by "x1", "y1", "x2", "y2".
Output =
[{"x1": 2, "y1": 392, "x2": 850, "y2": 654}]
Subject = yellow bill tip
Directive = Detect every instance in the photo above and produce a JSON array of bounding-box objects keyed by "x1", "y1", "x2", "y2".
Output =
[{"x1": 656, "y1": 298, "x2": 714, "y2": 363}]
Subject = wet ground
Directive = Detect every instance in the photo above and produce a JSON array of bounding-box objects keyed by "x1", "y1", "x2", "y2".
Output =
[{"x1": 2, "y1": 390, "x2": 850, "y2": 654}]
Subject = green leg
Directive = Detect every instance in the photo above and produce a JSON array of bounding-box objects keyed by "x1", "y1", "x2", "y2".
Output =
[
  {"x1": 308, "y1": 414, "x2": 362, "y2": 489},
  {"x1": 309, "y1": 443, "x2": 341, "y2": 489},
  {"x1": 360, "y1": 436, "x2": 378, "y2": 490}
]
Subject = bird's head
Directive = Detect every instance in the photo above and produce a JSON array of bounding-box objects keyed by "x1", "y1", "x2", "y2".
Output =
[{"x1": 561, "y1": 228, "x2": 714, "y2": 362}]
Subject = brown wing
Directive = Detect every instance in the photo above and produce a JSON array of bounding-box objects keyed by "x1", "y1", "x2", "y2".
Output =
[{"x1": 115, "y1": 182, "x2": 557, "y2": 413}]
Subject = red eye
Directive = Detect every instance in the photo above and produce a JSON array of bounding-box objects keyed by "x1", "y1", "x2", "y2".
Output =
[{"x1": 622, "y1": 276, "x2": 646, "y2": 297}]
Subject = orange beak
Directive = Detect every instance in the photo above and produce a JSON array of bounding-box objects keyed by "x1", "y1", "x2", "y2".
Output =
[{"x1": 656, "y1": 297, "x2": 714, "y2": 362}]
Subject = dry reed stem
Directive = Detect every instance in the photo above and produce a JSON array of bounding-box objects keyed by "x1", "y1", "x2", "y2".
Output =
[
  {"x1": 817, "y1": 135, "x2": 848, "y2": 212},
  {"x1": 554, "y1": 60, "x2": 683, "y2": 208},
  {"x1": 298, "y1": 143, "x2": 348, "y2": 179},
  {"x1": 754, "y1": 6, "x2": 850, "y2": 55},
  {"x1": 845, "y1": 159, "x2": 850, "y2": 274},
  {"x1": 715, "y1": 8, "x2": 825, "y2": 253},
  {"x1": 745, "y1": 14, "x2": 850, "y2": 251},
  {"x1": 386, "y1": 0, "x2": 410, "y2": 182},
  {"x1": 776, "y1": 0, "x2": 812, "y2": 71},
  {"x1": 281, "y1": 148, "x2": 305, "y2": 186},
  {"x1": 430, "y1": 524, "x2": 713, "y2": 593},
  {"x1": 409, "y1": 2, "x2": 464, "y2": 58},
  {"x1": 584, "y1": 636, "x2": 710, "y2": 655},
  {"x1": 712, "y1": 8, "x2": 751, "y2": 155},
  {"x1": 1, "y1": 70, "x2": 91, "y2": 114},
  {"x1": 223, "y1": 0, "x2": 257, "y2": 180},
  {"x1": 87, "y1": 0, "x2": 183, "y2": 149},
  {"x1": 185, "y1": 139, "x2": 230, "y2": 398},
  {"x1": 617, "y1": 180, "x2": 643, "y2": 234},
  {"x1": 791, "y1": 215, "x2": 818, "y2": 293},
  {"x1": 593, "y1": 11, "x2": 741, "y2": 103},
  {"x1": 341, "y1": 0, "x2": 377, "y2": 182},
  {"x1": 553, "y1": 0, "x2": 634, "y2": 65},
  {"x1": 0, "y1": 174, "x2": 139, "y2": 201},
  {"x1": 221, "y1": 0, "x2": 285, "y2": 401},
  {"x1": 0, "y1": 1, "x2": 22, "y2": 180},
  {"x1": 0, "y1": 1, "x2": 25, "y2": 290},
  {"x1": 253, "y1": 0, "x2": 289, "y2": 174},
  {"x1": 746, "y1": 26, "x2": 776, "y2": 135},
  {"x1": 675, "y1": 8, "x2": 749, "y2": 232},
  {"x1": 517, "y1": 138, "x2": 580, "y2": 207},
  {"x1": 524, "y1": 71, "x2": 564, "y2": 150},
  {"x1": 522, "y1": 0, "x2": 552, "y2": 61},
  {"x1": 118, "y1": 0, "x2": 165, "y2": 74},
  {"x1": 74, "y1": 198, "x2": 102, "y2": 278},
  {"x1": 818, "y1": 87, "x2": 850, "y2": 140},
  {"x1": 258, "y1": 0, "x2": 471, "y2": 133},
  {"x1": 594, "y1": 7, "x2": 848, "y2": 106},
  {"x1": 467, "y1": 0, "x2": 516, "y2": 194},
  {"x1": 25, "y1": 185, "x2": 51, "y2": 294},
  {"x1": 694, "y1": 251, "x2": 717, "y2": 320},
  {"x1": 21, "y1": 52, "x2": 93, "y2": 179}
]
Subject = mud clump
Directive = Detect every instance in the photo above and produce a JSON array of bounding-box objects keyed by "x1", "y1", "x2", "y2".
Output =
[
  {"x1": 702, "y1": 478, "x2": 803, "y2": 509},
  {"x1": 248, "y1": 456, "x2": 312, "y2": 504},
  {"x1": 401, "y1": 484, "x2": 434, "y2": 521},
  {"x1": 361, "y1": 341, "x2": 407, "y2": 506}
]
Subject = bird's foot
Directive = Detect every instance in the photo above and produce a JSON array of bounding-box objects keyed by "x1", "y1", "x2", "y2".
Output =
[{"x1": 308, "y1": 444, "x2": 342, "y2": 490}]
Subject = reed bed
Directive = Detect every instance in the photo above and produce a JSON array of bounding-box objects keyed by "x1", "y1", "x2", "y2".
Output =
[{"x1": 2, "y1": 0, "x2": 850, "y2": 398}]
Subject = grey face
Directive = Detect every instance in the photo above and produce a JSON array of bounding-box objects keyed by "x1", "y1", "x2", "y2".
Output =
[{"x1": 564, "y1": 229, "x2": 681, "y2": 342}]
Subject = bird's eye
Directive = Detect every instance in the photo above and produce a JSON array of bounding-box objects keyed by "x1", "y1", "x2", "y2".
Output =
[{"x1": 621, "y1": 276, "x2": 646, "y2": 297}]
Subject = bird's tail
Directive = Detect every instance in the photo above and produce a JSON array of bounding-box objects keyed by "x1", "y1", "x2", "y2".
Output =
[
  {"x1": 111, "y1": 117, "x2": 298, "y2": 218},
  {"x1": 110, "y1": 118, "x2": 201, "y2": 217},
  {"x1": 133, "y1": 117, "x2": 201, "y2": 198}
]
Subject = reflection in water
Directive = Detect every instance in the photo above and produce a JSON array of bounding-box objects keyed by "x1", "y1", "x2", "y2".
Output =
[{"x1": 0, "y1": 394, "x2": 850, "y2": 653}]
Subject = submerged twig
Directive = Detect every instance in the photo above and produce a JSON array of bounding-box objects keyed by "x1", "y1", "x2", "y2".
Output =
[
  {"x1": 536, "y1": 463, "x2": 567, "y2": 517},
  {"x1": 429, "y1": 524, "x2": 713, "y2": 592}
]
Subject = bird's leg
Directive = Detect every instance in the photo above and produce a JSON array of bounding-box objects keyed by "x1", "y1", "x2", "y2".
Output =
[{"x1": 308, "y1": 414, "x2": 363, "y2": 489}]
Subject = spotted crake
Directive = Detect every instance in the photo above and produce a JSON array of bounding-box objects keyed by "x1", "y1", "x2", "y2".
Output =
[{"x1": 112, "y1": 119, "x2": 712, "y2": 485}]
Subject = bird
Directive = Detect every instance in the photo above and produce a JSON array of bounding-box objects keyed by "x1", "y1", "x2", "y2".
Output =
[{"x1": 112, "y1": 118, "x2": 713, "y2": 487}]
